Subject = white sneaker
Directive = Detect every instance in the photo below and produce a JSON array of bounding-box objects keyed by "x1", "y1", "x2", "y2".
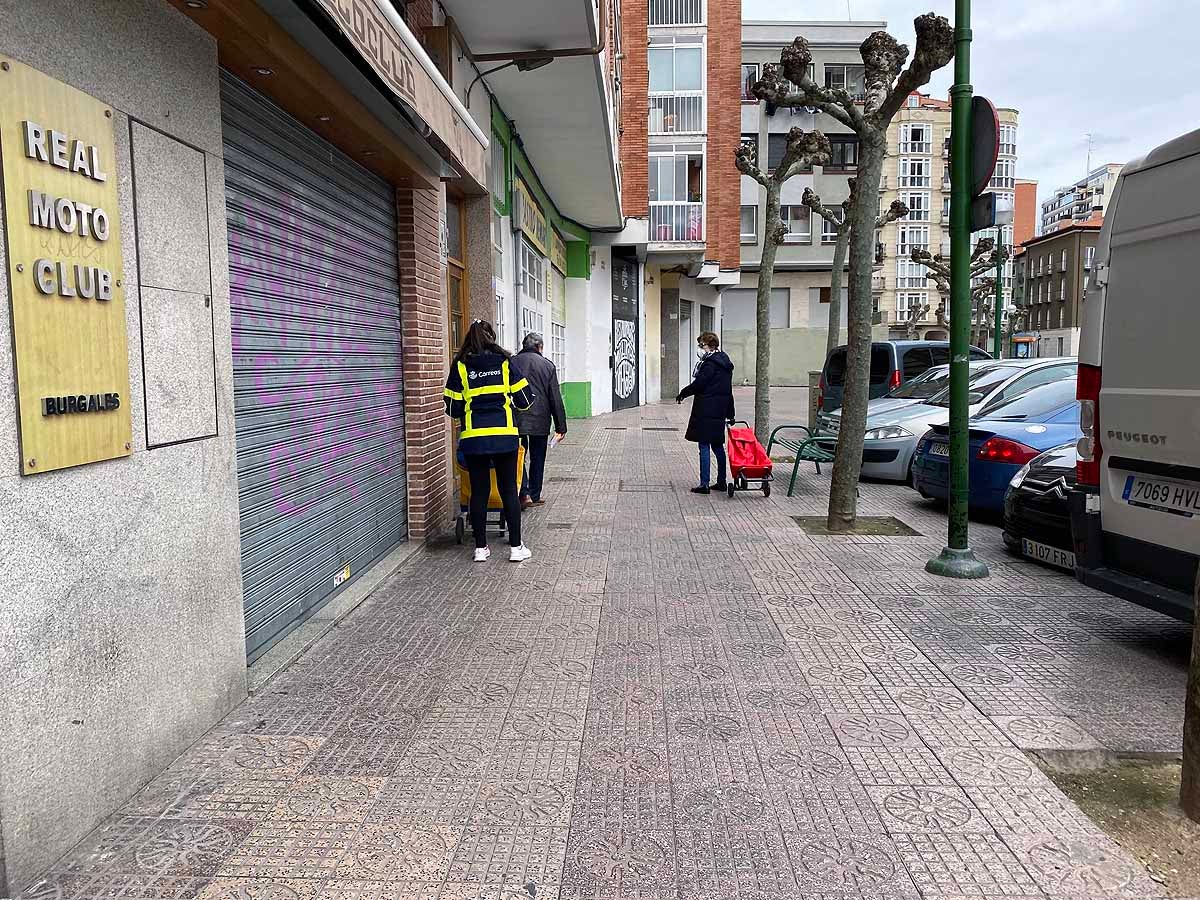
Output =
[
  {"x1": 473, "y1": 547, "x2": 491, "y2": 562},
  {"x1": 509, "y1": 544, "x2": 532, "y2": 562}
]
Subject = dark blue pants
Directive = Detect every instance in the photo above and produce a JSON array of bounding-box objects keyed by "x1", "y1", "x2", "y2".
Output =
[
  {"x1": 520, "y1": 434, "x2": 549, "y2": 501},
  {"x1": 699, "y1": 443, "x2": 726, "y2": 487}
]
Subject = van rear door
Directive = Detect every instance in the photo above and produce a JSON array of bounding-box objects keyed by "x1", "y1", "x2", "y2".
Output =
[{"x1": 1100, "y1": 146, "x2": 1200, "y2": 560}]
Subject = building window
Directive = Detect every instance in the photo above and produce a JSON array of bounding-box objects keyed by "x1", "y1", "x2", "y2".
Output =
[
  {"x1": 740, "y1": 133, "x2": 759, "y2": 165},
  {"x1": 941, "y1": 195, "x2": 951, "y2": 221},
  {"x1": 897, "y1": 225, "x2": 929, "y2": 257},
  {"x1": 780, "y1": 205, "x2": 811, "y2": 242},
  {"x1": 551, "y1": 321, "x2": 566, "y2": 372},
  {"x1": 519, "y1": 237, "x2": 546, "y2": 334},
  {"x1": 1084, "y1": 246, "x2": 1096, "y2": 269},
  {"x1": 899, "y1": 158, "x2": 931, "y2": 188},
  {"x1": 649, "y1": 0, "x2": 704, "y2": 26},
  {"x1": 824, "y1": 63, "x2": 865, "y2": 100},
  {"x1": 491, "y1": 134, "x2": 507, "y2": 211},
  {"x1": 826, "y1": 135, "x2": 859, "y2": 171},
  {"x1": 897, "y1": 259, "x2": 927, "y2": 288},
  {"x1": 907, "y1": 94, "x2": 920, "y2": 108},
  {"x1": 740, "y1": 205, "x2": 757, "y2": 243},
  {"x1": 446, "y1": 199, "x2": 467, "y2": 357},
  {"x1": 1060, "y1": 249, "x2": 1067, "y2": 271},
  {"x1": 766, "y1": 133, "x2": 811, "y2": 173},
  {"x1": 648, "y1": 44, "x2": 703, "y2": 94},
  {"x1": 989, "y1": 158, "x2": 1015, "y2": 190},
  {"x1": 741, "y1": 63, "x2": 759, "y2": 102},
  {"x1": 821, "y1": 215, "x2": 840, "y2": 244},
  {"x1": 900, "y1": 123, "x2": 931, "y2": 154},
  {"x1": 999, "y1": 123, "x2": 1017, "y2": 156},
  {"x1": 649, "y1": 143, "x2": 705, "y2": 241},
  {"x1": 896, "y1": 291, "x2": 927, "y2": 318},
  {"x1": 1059, "y1": 278, "x2": 1066, "y2": 301},
  {"x1": 902, "y1": 192, "x2": 930, "y2": 222}
]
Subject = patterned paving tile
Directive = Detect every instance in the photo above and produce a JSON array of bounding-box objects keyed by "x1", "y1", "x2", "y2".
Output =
[
  {"x1": 893, "y1": 832, "x2": 1043, "y2": 897},
  {"x1": 333, "y1": 823, "x2": 460, "y2": 882},
  {"x1": 219, "y1": 821, "x2": 357, "y2": 879}
]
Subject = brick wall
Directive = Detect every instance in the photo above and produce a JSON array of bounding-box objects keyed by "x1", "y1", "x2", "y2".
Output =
[
  {"x1": 398, "y1": 186, "x2": 453, "y2": 541},
  {"x1": 705, "y1": 0, "x2": 741, "y2": 270},
  {"x1": 619, "y1": 0, "x2": 648, "y2": 216}
]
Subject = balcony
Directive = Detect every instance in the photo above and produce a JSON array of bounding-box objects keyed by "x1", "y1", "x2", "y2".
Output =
[
  {"x1": 650, "y1": 202, "x2": 705, "y2": 243},
  {"x1": 648, "y1": 0, "x2": 704, "y2": 26},
  {"x1": 872, "y1": 275, "x2": 885, "y2": 293},
  {"x1": 899, "y1": 174, "x2": 931, "y2": 188},
  {"x1": 649, "y1": 93, "x2": 704, "y2": 134},
  {"x1": 900, "y1": 141, "x2": 931, "y2": 154}
]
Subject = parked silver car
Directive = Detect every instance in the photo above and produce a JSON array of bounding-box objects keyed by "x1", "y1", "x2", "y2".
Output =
[
  {"x1": 818, "y1": 358, "x2": 1079, "y2": 482},
  {"x1": 816, "y1": 364, "x2": 951, "y2": 435}
]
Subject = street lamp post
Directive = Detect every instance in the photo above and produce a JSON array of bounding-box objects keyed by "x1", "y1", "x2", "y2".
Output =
[
  {"x1": 927, "y1": 0, "x2": 990, "y2": 580},
  {"x1": 993, "y1": 231, "x2": 1004, "y2": 359}
]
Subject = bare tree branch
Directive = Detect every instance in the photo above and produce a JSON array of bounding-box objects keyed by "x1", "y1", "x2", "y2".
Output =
[
  {"x1": 876, "y1": 199, "x2": 909, "y2": 228},
  {"x1": 754, "y1": 53, "x2": 863, "y2": 133},
  {"x1": 869, "y1": 14, "x2": 955, "y2": 127},
  {"x1": 778, "y1": 128, "x2": 832, "y2": 182},
  {"x1": 802, "y1": 187, "x2": 845, "y2": 225},
  {"x1": 735, "y1": 140, "x2": 770, "y2": 188}
]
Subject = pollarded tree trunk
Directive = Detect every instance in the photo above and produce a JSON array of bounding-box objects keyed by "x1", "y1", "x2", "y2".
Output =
[
  {"x1": 827, "y1": 140, "x2": 885, "y2": 531},
  {"x1": 826, "y1": 224, "x2": 851, "y2": 357},
  {"x1": 1182, "y1": 569, "x2": 1200, "y2": 820},
  {"x1": 754, "y1": 186, "x2": 783, "y2": 446}
]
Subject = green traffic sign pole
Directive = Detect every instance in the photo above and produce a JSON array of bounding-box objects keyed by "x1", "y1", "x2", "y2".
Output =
[
  {"x1": 928, "y1": 0, "x2": 990, "y2": 579},
  {"x1": 993, "y1": 231, "x2": 1004, "y2": 358}
]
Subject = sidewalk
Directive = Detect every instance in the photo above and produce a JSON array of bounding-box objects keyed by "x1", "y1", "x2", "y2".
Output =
[{"x1": 23, "y1": 400, "x2": 1189, "y2": 899}]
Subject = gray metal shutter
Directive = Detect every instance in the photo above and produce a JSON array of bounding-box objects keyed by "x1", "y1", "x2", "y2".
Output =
[{"x1": 221, "y1": 72, "x2": 407, "y2": 660}]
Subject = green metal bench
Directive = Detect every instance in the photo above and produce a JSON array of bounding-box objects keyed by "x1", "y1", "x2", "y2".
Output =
[{"x1": 767, "y1": 425, "x2": 837, "y2": 497}]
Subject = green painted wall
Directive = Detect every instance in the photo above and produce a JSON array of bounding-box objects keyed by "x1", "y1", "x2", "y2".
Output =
[
  {"x1": 566, "y1": 242, "x2": 590, "y2": 279},
  {"x1": 561, "y1": 382, "x2": 593, "y2": 419}
]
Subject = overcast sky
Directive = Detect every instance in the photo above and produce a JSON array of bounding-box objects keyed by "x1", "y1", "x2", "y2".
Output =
[{"x1": 741, "y1": 0, "x2": 1200, "y2": 210}]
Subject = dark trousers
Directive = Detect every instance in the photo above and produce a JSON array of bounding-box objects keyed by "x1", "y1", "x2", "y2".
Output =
[
  {"x1": 699, "y1": 442, "x2": 727, "y2": 486},
  {"x1": 464, "y1": 451, "x2": 522, "y2": 548},
  {"x1": 520, "y1": 434, "x2": 549, "y2": 501}
]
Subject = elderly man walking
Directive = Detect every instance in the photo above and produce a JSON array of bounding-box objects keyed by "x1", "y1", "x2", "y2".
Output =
[{"x1": 513, "y1": 332, "x2": 567, "y2": 509}]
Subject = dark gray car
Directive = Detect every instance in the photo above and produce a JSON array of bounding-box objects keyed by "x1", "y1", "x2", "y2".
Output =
[{"x1": 818, "y1": 341, "x2": 992, "y2": 414}]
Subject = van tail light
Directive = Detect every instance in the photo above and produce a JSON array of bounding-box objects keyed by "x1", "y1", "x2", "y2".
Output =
[
  {"x1": 977, "y1": 437, "x2": 1040, "y2": 465},
  {"x1": 817, "y1": 374, "x2": 826, "y2": 413},
  {"x1": 1076, "y1": 363, "x2": 1102, "y2": 486},
  {"x1": 889, "y1": 370, "x2": 902, "y2": 390}
]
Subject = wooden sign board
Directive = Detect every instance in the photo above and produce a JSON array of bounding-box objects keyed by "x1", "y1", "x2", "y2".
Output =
[{"x1": 0, "y1": 58, "x2": 132, "y2": 475}]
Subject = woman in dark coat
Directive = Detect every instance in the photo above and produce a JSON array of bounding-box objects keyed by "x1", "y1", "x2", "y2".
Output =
[{"x1": 676, "y1": 331, "x2": 736, "y2": 494}]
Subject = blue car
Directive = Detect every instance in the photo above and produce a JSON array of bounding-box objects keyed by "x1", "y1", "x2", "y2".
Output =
[{"x1": 911, "y1": 377, "x2": 1082, "y2": 513}]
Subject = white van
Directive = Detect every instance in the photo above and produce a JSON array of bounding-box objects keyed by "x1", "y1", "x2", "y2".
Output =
[{"x1": 1070, "y1": 128, "x2": 1200, "y2": 620}]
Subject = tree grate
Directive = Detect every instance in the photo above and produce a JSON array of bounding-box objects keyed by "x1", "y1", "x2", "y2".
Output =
[{"x1": 791, "y1": 515, "x2": 922, "y2": 536}]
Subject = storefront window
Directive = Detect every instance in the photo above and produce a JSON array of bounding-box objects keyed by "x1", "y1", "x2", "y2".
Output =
[{"x1": 519, "y1": 238, "x2": 546, "y2": 336}]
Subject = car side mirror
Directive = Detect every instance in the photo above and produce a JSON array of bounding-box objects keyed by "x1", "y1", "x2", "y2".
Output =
[{"x1": 968, "y1": 392, "x2": 985, "y2": 404}]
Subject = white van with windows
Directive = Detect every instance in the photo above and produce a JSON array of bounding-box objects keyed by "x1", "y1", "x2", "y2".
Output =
[{"x1": 1070, "y1": 128, "x2": 1200, "y2": 620}]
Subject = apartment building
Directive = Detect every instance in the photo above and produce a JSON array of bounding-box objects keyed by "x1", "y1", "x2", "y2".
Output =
[
  {"x1": 728, "y1": 19, "x2": 885, "y2": 384},
  {"x1": 875, "y1": 93, "x2": 1021, "y2": 341},
  {"x1": 606, "y1": 0, "x2": 742, "y2": 402},
  {"x1": 1040, "y1": 163, "x2": 1123, "y2": 234},
  {"x1": 1018, "y1": 217, "x2": 1103, "y2": 357}
]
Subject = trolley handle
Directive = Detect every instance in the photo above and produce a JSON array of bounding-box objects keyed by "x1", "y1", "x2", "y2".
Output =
[{"x1": 728, "y1": 419, "x2": 751, "y2": 429}]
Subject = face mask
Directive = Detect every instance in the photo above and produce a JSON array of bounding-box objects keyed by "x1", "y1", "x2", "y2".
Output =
[{"x1": 696, "y1": 348, "x2": 708, "y2": 360}]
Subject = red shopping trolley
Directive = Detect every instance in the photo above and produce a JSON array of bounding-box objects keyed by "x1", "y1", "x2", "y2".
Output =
[{"x1": 725, "y1": 420, "x2": 773, "y2": 498}]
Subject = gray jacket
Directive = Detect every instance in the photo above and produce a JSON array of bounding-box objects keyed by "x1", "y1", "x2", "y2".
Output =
[{"x1": 513, "y1": 348, "x2": 567, "y2": 437}]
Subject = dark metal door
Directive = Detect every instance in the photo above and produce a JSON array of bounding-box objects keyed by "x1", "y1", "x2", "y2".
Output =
[
  {"x1": 221, "y1": 72, "x2": 407, "y2": 660},
  {"x1": 611, "y1": 254, "x2": 639, "y2": 410}
]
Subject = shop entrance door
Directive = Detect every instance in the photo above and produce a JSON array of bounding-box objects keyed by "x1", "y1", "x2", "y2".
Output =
[
  {"x1": 221, "y1": 72, "x2": 408, "y2": 660},
  {"x1": 611, "y1": 254, "x2": 640, "y2": 410}
]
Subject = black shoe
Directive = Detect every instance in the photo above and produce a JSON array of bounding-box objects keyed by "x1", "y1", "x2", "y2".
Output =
[
  {"x1": 691, "y1": 485, "x2": 711, "y2": 494},
  {"x1": 713, "y1": 481, "x2": 728, "y2": 492}
]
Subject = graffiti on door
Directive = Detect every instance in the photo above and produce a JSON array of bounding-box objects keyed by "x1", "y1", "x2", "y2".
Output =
[
  {"x1": 613, "y1": 319, "x2": 637, "y2": 401},
  {"x1": 226, "y1": 192, "x2": 405, "y2": 518}
]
